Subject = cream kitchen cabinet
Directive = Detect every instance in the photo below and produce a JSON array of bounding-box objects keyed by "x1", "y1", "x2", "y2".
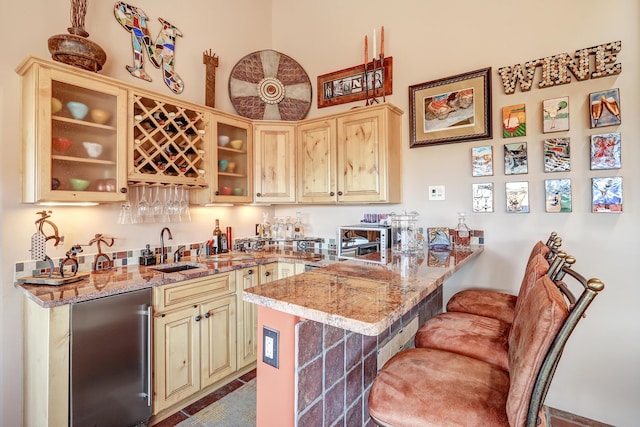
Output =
[
  {"x1": 278, "y1": 262, "x2": 306, "y2": 278},
  {"x1": 253, "y1": 122, "x2": 296, "y2": 203},
  {"x1": 191, "y1": 112, "x2": 254, "y2": 204},
  {"x1": 236, "y1": 266, "x2": 259, "y2": 369},
  {"x1": 129, "y1": 90, "x2": 211, "y2": 187},
  {"x1": 297, "y1": 103, "x2": 403, "y2": 204},
  {"x1": 236, "y1": 262, "x2": 301, "y2": 369},
  {"x1": 153, "y1": 274, "x2": 236, "y2": 414},
  {"x1": 17, "y1": 56, "x2": 128, "y2": 203}
]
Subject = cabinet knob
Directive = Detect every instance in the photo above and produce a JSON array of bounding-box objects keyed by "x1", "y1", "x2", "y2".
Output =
[
  {"x1": 337, "y1": 191, "x2": 343, "y2": 196},
  {"x1": 195, "y1": 315, "x2": 202, "y2": 322},
  {"x1": 215, "y1": 190, "x2": 220, "y2": 195},
  {"x1": 265, "y1": 271, "x2": 271, "y2": 277},
  {"x1": 256, "y1": 192, "x2": 262, "y2": 197},
  {"x1": 120, "y1": 187, "x2": 128, "y2": 193},
  {"x1": 204, "y1": 312, "x2": 211, "y2": 319},
  {"x1": 329, "y1": 192, "x2": 335, "y2": 196},
  {"x1": 248, "y1": 269, "x2": 253, "y2": 275}
]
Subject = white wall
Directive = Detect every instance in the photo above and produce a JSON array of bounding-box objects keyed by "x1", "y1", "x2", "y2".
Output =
[{"x1": 0, "y1": 0, "x2": 637, "y2": 425}]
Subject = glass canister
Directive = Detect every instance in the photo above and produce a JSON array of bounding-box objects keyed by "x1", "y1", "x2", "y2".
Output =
[{"x1": 391, "y1": 211, "x2": 420, "y2": 254}]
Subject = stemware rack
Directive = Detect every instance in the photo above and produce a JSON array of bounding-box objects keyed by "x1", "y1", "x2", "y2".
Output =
[{"x1": 129, "y1": 94, "x2": 209, "y2": 187}]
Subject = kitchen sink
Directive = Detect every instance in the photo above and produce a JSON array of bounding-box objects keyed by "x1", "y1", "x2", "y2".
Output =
[{"x1": 152, "y1": 263, "x2": 200, "y2": 273}]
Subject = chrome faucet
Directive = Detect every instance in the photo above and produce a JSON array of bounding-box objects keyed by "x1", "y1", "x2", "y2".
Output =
[
  {"x1": 173, "y1": 245, "x2": 185, "y2": 262},
  {"x1": 160, "y1": 227, "x2": 173, "y2": 263}
]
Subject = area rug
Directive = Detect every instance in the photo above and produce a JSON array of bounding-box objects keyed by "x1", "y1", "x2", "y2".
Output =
[{"x1": 176, "y1": 379, "x2": 256, "y2": 427}]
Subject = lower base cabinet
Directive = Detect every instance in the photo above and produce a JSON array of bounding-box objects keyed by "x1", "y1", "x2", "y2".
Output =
[
  {"x1": 236, "y1": 262, "x2": 305, "y2": 370},
  {"x1": 153, "y1": 274, "x2": 237, "y2": 414}
]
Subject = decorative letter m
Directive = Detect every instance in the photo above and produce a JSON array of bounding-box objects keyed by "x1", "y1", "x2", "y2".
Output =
[{"x1": 114, "y1": 2, "x2": 184, "y2": 94}]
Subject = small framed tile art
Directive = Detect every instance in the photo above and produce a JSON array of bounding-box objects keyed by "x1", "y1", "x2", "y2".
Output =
[
  {"x1": 590, "y1": 132, "x2": 621, "y2": 170},
  {"x1": 471, "y1": 145, "x2": 493, "y2": 177},
  {"x1": 544, "y1": 178, "x2": 572, "y2": 213},
  {"x1": 592, "y1": 176, "x2": 622, "y2": 213},
  {"x1": 472, "y1": 182, "x2": 494, "y2": 213},
  {"x1": 506, "y1": 181, "x2": 529, "y2": 213},
  {"x1": 544, "y1": 138, "x2": 571, "y2": 172},
  {"x1": 504, "y1": 142, "x2": 528, "y2": 175}
]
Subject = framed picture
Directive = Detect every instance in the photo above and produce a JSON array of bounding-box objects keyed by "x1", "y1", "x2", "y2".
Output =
[
  {"x1": 472, "y1": 145, "x2": 493, "y2": 177},
  {"x1": 505, "y1": 181, "x2": 529, "y2": 213},
  {"x1": 472, "y1": 182, "x2": 494, "y2": 213},
  {"x1": 542, "y1": 96, "x2": 569, "y2": 133},
  {"x1": 592, "y1": 176, "x2": 623, "y2": 213},
  {"x1": 502, "y1": 104, "x2": 526, "y2": 138},
  {"x1": 504, "y1": 142, "x2": 528, "y2": 175},
  {"x1": 317, "y1": 57, "x2": 393, "y2": 108},
  {"x1": 590, "y1": 132, "x2": 621, "y2": 170},
  {"x1": 589, "y1": 88, "x2": 621, "y2": 128},
  {"x1": 427, "y1": 227, "x2": 451, "y2": 250},
  {"x1": 409, "y1": 67, "x2": 492, "y2": 148},
  {"x1": 545, "y1": 178, "x2": 572, "y2": 213},
  {"x1": 544, "y1": 138, "x2": 571, "y2": 172}
]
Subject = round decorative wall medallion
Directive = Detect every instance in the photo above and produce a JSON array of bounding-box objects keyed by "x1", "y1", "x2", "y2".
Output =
[{"x1": 229, "y1": 50, "x2": 312, "y2": 120}]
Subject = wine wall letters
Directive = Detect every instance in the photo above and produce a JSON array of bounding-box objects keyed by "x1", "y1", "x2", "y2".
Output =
[{"x1": 498, "y1": 41, "x2": 621, "y2": 94}]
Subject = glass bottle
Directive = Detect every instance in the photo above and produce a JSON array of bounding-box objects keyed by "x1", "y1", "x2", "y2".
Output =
[
  {"x1": 285, "y1": 216, "x2": 294, "y2": 239},
  {"x1": 213, "y1": 219, "x2": 222, "y2": 254},
  {"x1": 454, "y1": 212, "x2": 471, "y2": 249},
  {"x1": 391, "y1": 211, "x2": 419, "y2": 254},
  {"x1": 293, "y1": 212, "x2": 304, "y2": 239},
  {"x1": 261, "y1": 212, "x2": 271, "y2": 238}
]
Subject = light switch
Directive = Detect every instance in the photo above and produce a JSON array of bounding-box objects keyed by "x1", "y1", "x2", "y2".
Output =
[{"x1": 429, "y1": 185, "x2": 445, "y2": 201}]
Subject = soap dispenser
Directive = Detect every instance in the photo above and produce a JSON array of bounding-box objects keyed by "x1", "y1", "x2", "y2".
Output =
[{"x1": 139, "y1": 244, "x2": 156, "y2": 266}]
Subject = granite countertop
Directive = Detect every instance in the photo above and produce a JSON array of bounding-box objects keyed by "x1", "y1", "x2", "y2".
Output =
[
  {"x1": 15, "y1": 248, "x2": 336, "y2": 308},
  {"x1": 243, "y1": 246, "x2": 483, "y2": 336}
]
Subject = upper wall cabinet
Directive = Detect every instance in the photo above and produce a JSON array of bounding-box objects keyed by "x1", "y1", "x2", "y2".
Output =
[
  {"x1": 129, "y1": 90, "x2": 210, "y2": 187},
  {"x1": 17, "y1": 57, "x2": 128, "y2": 203},
  {"x1": 253, "y1": 123, "x2": 296, "y2": 204},
  {"x1": 191, "y1": 112, "x2": 254, "y2": 204},
  {"x1": 297, "y1": 103, "x2": 403, "y2": 204}
]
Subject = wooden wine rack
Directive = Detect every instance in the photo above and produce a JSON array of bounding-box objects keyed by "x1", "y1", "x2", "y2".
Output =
[{"x1": 129, "y1": 94, "x2": 209, "y2": 186}]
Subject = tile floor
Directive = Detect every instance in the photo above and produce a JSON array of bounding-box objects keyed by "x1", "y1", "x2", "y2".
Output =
[
  {"x1": 151, "y1": 369, "x2": 611, "y2": 427},
  {"x1": 151, "y1": 369, "x2": 256, "y2": 427}
]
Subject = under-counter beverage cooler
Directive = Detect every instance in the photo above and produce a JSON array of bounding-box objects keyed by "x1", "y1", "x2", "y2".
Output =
[{"x1": 70, "y1": 288, "x2": 152, "y2": 426}]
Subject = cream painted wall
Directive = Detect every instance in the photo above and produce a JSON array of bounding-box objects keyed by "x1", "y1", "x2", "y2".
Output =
[
  {"x1": 0, "y1": 0, "x2": 637, "y2": 425},
  {"x1": 269, "y1": 0, "x2": 639, "y2": 425}
]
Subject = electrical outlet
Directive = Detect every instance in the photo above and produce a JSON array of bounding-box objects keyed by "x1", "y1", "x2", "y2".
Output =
[
  {"x1": 429, "y1": 185, "x2": 445, "y2": 201},
  {"x1": 263, "y1": 326, "x2": 279, "y2": 368}
]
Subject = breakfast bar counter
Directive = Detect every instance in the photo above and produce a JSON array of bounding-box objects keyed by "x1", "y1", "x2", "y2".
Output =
[
  {"x1": 243, "y1": 246, "x2": 483, "y2": 427},
  {"x1": 243, "y1": 246, "x2": 483, "y2": 336}
]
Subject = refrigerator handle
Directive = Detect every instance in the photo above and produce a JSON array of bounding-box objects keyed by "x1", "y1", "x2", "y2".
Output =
[{"x1": 145, "y1": 304, "x2": 152, "y2": 407}]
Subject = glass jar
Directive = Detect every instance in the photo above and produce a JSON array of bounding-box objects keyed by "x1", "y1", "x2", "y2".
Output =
[
  {"x1": 391, "y1": 211, "x2": 419, "y2": 254},
  {"x1": 454, "y1": 212, "x2": 471, "y2": 249}
]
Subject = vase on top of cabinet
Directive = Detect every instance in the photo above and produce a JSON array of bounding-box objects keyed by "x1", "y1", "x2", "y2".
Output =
[
  {"x1": 129, "y1": 91, "x2": 210, "y2": 188},
  {"x1": 17, "y1": 56, "x2": 128, "y2": 203},
  {"x1": 190, "y1": 111, "x2": 254, "y2": 204},
  {"x1": 297, "y1": 103, "x2": 403, "y2": 204}
]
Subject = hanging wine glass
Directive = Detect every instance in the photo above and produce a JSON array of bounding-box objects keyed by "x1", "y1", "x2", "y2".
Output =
[{"x1": 151, "y1": 185, "x2": 164, "y2": 221}]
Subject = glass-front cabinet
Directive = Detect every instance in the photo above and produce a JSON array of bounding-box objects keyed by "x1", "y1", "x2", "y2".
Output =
[
  {"x1": 191, "y1": 112, "x2": 253, "y2": 204},
  {"x1": 17, "y1": 57, "x2": 128, "y2": 203}
]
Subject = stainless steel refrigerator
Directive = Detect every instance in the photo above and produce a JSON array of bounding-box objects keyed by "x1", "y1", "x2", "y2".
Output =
[{"x1": 70, "y1": 288, "x2": 152, "y2": 426}]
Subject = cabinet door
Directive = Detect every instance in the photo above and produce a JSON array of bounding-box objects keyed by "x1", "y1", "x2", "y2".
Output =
[
  {"x1": 153, "y1": 305, "x2": 200, "y2": 413},
  {"x1": 200, "y1": 295, "x2": 237, "y2": 389},
  {"x1": 260, "y1": 262, "x2": 279, "y2": 282},
  {"x1": 277, "y1": 262, "x2": 304, "y2": 279},
  {"x1": 191, "y1": 112, "x2": 254, "y2": 204},
  {"x1": 336, "y1": 104, "x2": 402, "y2": 203},
  {"x1": 297, "y1": 119, "x2": 337, "y2": 203},
  {"x1": 253, "y1": 123, "x2": 296, "y2": 203},
  {"x1": 236, "y1": 267, "x2": 259, "y2": 369},
  {"x1": 19, "y1": 61, "x2": 128, "y2": 203}
]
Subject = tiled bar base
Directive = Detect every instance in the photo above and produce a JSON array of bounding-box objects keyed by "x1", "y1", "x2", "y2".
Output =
[{"x1": 294, "y1": 285, "x2": 443, "y2": 426}]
